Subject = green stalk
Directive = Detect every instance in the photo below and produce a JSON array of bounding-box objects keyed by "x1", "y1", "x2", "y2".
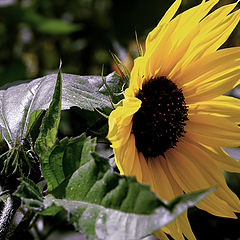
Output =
[{"x1": 0, "y1": 195, "x2": 20, "y2": 239}]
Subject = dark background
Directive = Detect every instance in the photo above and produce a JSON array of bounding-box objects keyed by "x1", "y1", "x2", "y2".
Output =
[{"x1": 0, "y1": 0, "x2": 239, "y2": 239}]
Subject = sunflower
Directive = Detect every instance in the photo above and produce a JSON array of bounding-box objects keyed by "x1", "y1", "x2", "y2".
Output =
[{"x1": 107, "y1": 0, "x2": 240, "y2": 239}]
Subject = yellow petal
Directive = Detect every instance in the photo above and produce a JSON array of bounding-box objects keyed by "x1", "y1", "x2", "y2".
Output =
[
  {"x1": 198, "y1": 5, "x2": 240, "y2": 56},
  {"x1": 186, "y1": 141, "x2": 240, "y2": 173},
  {"x1": 174, "y1": 47, "x2": 240, "y2": 102},
  {"x1": 159, "y1": 0, "x2": 182, "y2": 25},
  {"x1": 121, "y1": 134, "x2": 136, "y2": 175},
  {"x1": 138, "y1": 152, "x2": 154, "y2": 186},
  {"x1": 171, "y1": 5, "x2": 240, "y2": 76},
  {"x1": 154, "y1": 229, "x2": 170, "y2": 240},
  {"x1": 166, "y1": 147, "x2": 237, "y2": 218},
  {"x1": 217, "y1": 147, "x2": 240, "y2": 172},
  {"x1": 189, "y1": 95, "x2": 240, "y2": 122},
  {"x1": 153, "y1": 160, "x2": 194, "y2": 240},
  {"x1": 163, "y1": 223, "x2": 185, "y2": 240},
  {"x1": 117, "y1": 141, "x2": 195, "y2": 240},
  {"x1": 114, "y1": 134, "x2": 143, "y2": 182},
  {"x1": 179, "y1": 137, "x2": 240, "y2": 212},
  {"x1": 107, "y1": 96, "x2": 141, "y2": 148},
  {"x1": 144, "y1": 0, "x2": 219, "y2": 78},
  {"x1": 176, "y1": 212, "x2": 196, "y2": 240},
  {"x1": 145, "y1": 0, "x2": 182, "y2": 55},
  {"x1": 146, "y1": 156, "x2": 193, "y2": 240},
  {"x1": 185, "y1": 114, "x2": 240, "y2": 147},
  {"x1": 148, "y1": 156, "x2": 179, "y2": 201},
  {"x1": 128, "y1": 56, "x2": 145, "y2": 94}
]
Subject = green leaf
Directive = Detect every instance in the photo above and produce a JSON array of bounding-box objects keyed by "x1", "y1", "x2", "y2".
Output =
[
  {"x1": 14, "y1": 177, "x2": 43, "y2": 210},
  {"x1": 40, "y1": 134, "x2": 87, "y2": 195},
  {"x1": 0, "y1": 72, "x2": 114, "y2": 148},
  {"x1": 14, "y1": 177, "x2": 62, "y2": 215},
  {"x1": 50, "y1": 188, "x2": 210, "y2": 240},
  {"x1": 43, "y1": 187, "x2": 212, "y2": 240},
  {"x1": 27, "y1": 110, "x2": 44, "y2": 137},
  {"x1": 35, "y1": 70, "x2": 62, "y2": 157},
  {"x1": 39, "y1": 135, "x2": 213, "y2": 240}
]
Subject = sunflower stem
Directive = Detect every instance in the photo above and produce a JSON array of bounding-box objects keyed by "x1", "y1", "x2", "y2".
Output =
[
  {"x1": 0, "y1": 194, "x2": 21, "y2": 239},
  {"x1": 101, "y1": 65, "x2": 115, "y2": 100}
]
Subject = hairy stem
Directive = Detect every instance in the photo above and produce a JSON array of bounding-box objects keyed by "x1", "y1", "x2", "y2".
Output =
[{"x1": 0, "y1": 195, "x2": 20, "y2": 240}]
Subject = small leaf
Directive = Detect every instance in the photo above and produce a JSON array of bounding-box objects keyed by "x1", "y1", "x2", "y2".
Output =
[
  {"x1": 40, "y1": 134, "x2": 87, "y2": 194},
  {"x1": 80, "y1": 137, "x2": 97, "y2": 167},
  {"x1": 35, "y1": 70, "x2": 62, "y2": 157},
  {"x1": 14, "y1": 177, "x2": 43, "y2": 210},
  {"x1": 27, "y1": 110, "x2": 44, "y2": 138}
]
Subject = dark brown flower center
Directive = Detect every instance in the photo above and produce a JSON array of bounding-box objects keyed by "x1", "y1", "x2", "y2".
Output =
[{"x1": 132, "y1": 77, "x2": 188, "y2": 158}]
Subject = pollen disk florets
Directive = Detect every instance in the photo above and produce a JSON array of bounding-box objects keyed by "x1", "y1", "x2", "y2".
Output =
[{"x1": 132, "y1": 77, "x2": 188, "y2": 158}]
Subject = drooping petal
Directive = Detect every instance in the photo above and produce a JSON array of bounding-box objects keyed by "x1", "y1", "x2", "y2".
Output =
[
  {"x1": 120, "y1": 134, "x2": 136, "y2": 175},
  {"x1": 138, "y1": 152, "x2": 154, "y2": 186},
  {"x1": 148, "y1": 156, "x2": 180, "y2": 201},
  {"x1": 146, "y1": 156, "x2": 197, "y2": 240},
  {"x1": 113, "y1": 136, "x2": 143, "y2": 182},
  {"x1": 178, "y1": 137, "x2": 240, "y2": 212},
  {"x1": 154, "y1": 229, "x2": 170, "y2": 240},
  {"x1": 176, "y1": 212, "x2": 196, "y2": 240},
  {"x1": 166, "y1": 147, "x2": 238, "y2": 218},
  {"x1": 107, "y1": 96, "x2": 141, "y2": 148}
]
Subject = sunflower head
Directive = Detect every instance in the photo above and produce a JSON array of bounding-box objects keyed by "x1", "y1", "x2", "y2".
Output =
[
  {"x1": 107, "y1": 0, "x2": 240, "y2": 239},
  {"x1": 132, "y1": 76, "x2": 188, "y2": 158}
]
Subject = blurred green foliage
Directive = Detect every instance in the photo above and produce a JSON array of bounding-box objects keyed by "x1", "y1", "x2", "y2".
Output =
[{"x1": 0, "y1": 0, "x2": 202, "y2": 86}]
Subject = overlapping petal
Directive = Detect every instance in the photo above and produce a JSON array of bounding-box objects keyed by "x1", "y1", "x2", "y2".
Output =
[
  {"x1": 178, "y1": 48, "x2": 240, "y2": 103},
  {"x1": 145, "y1": 0, "x2": 219, "y2": 78},
  {"x1": 107, "y1": 96, "x2": 141, "y2": 148},
  {"x1": 189, "y1": 95, "x2": 240, "y2": 122},
  {"x1": 185, "y1": 114, "x2": 240, "y2": 147},
  {"x1": 166, "y1": 147, "x2": 238, "y2": 218},
  {"x1": 171, "y1": 4, "x2": 240, "y2": 76}
]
